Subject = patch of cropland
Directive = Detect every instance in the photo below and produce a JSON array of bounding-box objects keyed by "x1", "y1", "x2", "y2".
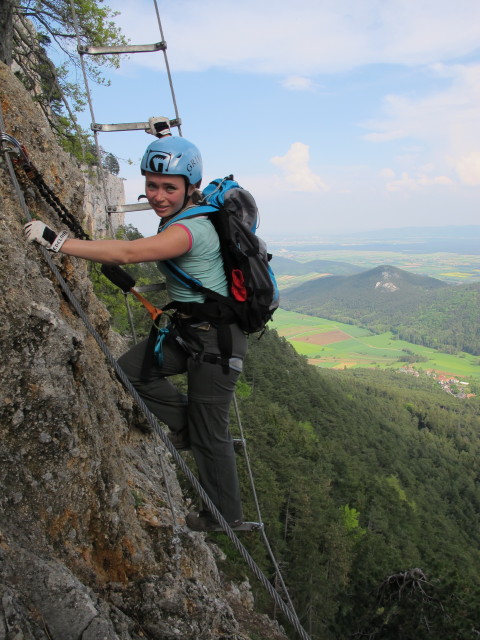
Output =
[{"x1": 271, "y1": 309, "x2": 480, "y2": 382}]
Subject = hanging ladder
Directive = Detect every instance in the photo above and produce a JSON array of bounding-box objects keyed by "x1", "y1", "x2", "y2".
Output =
[{"x1": 69, "y1": 1, "x2": 183, "y2": 222}]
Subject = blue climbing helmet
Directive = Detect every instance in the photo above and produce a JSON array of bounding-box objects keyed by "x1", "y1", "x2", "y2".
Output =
[{"x1": 140, "y1": 136, "x2": 203, "y2": 185}]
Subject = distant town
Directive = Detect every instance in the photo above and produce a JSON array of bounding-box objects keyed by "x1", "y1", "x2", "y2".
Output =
[{"x1": 399, "y1": 367, "x2": 475, "y2": 398}]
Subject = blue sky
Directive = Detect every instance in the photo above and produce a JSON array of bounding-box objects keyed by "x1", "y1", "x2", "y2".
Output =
[{"x1": 73, "y1": 0, "x2": 480, "y2": 241}]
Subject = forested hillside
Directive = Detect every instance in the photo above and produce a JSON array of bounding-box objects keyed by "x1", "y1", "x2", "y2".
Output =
[
  {"x1": 281, "y1": 264, "x2": 480, "y2": 355},
  {"x1": 234, "y1": 329, "x2": 480, "y2": 638},
  {"x1": 93, "y1": 256, "x2": 480, "y2": 638}
]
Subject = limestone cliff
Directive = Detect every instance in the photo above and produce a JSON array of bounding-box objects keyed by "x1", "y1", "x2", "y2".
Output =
[{"x1": 0, "y1": 63, "x2": 288, "y2": 640}]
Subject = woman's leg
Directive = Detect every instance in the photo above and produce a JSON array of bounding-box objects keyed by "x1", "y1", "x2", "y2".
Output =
[
  {"x1": 187, "y1": 324, "x2": 248, "y2": 523},
  {"x1": 118, "y1": 335, "x2": 189, "y2": 433}
]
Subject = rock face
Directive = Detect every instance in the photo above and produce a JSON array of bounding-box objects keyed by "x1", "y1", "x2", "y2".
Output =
[
  {"x1": 83, "y1": 169, "x2": 126, "y2": 237},
  {"x1": 0, "y1": 63, "x2": 287, "y2": 640}
]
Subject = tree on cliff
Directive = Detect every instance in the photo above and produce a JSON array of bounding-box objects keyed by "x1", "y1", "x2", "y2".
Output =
[
  {"x1": 0, "y1": 0, "x2": 126, "y2": 161},
  {"x1": 0, "y1": 0, "x2": 14, "y2": 66}
]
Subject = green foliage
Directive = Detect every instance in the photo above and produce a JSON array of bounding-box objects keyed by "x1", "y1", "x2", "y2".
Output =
[
  {"x1": 102, "y1": 152, "x2": 120, "y2": 175},
  {"x1": 11, "y1": 1, "x2": 127, "y2": 162},
  {"x1": 341, "y1": 505, "x2": 366, "y2": 538},
  {"x1": 234, "y1": 378, "x2": 252, "y2": 399},
  {"x1": 222, "y1": 329, "x2": 480, "y2": 638},
  {"x1": 92, "y1": 245, "x2": 480, "y2": 638}
]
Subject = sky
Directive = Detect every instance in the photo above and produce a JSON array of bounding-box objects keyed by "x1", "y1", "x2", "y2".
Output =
[{"x1": 73, "y1": 0, "x2": 480, "y2": 241}]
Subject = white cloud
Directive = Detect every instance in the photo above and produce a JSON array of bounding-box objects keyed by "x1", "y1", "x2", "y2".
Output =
[
  {"x1": 383, "y1": 170, "x2": 453, "y2": 192},
  {"x1": 380, "y1": 168, "x2": 395, "y2": 179},
  {"x1": 271, "y1": 143, "x2": 329, "y2": 192},
  {"x1": 281, "y1": 76, "x2": 318, "y2": 92},
  {"x1": 114, "y1": 0, "x2": 480, "y2": 75},
  {"x1": 362, "y1": 62, "x2": 480, "y2": 185},
  {"x1": 96, "y1": 1, "x2": 480, "y2": 234}
]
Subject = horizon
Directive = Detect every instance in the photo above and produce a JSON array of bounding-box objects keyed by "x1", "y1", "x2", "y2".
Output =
[{"x1": 261, "y1": 223, "x2": 480, "y2": 244}]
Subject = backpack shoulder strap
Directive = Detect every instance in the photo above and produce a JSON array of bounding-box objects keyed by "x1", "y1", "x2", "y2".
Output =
[{"x1": 159, "y1": 204, "x2": 219, "y2": 232}]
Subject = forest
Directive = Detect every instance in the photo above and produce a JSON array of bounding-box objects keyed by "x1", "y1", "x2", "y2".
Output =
[
  {"x1": 93, "y1": 259, "x2": 480, "y2": 640},
  {"x1": 235, "y1": 330, "x2": 480, "y2": 639}
]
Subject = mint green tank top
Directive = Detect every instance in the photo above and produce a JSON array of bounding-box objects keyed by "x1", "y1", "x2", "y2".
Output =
[{"x1": 156, "y1": 216, "x2": 228, "y2": 303}]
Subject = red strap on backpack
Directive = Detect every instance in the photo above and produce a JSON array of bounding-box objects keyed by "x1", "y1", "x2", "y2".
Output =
[{"x1": 231, "y1": 269, "x2": 247, "y2": 302}]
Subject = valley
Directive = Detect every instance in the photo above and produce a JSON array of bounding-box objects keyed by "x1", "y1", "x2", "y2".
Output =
[
  {"x1": 270, "y1": 232, "x2": 480, "y2": 390},
  {"x1": 273, "y1": 249, "x2": 480, "y2": 288}
]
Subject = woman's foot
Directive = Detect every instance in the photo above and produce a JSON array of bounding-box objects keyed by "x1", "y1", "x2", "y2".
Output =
[{"x1": 168, "y1": 429, "x2": 190, "y2": 451}]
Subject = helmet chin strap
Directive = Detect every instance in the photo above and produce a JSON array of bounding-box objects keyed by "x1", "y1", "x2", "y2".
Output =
[{"x1": 182, "y1": 177, "x2": 191, "y2": 209}]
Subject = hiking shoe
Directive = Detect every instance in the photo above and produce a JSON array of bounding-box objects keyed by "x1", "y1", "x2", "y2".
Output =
[
  {"x1": 168, "y1": 429, "x2": 191, "y2": 451},
  {"x1": 185, "y1": 511, "x2": 242, "y2": 532}
]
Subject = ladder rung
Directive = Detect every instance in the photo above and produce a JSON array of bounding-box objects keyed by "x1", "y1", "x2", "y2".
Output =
[
  {"x1": 92, "y1": 118, "x2": 181, "y2": 133},
  {"x1": 78, "y1": 42, "x2": 166, "y2": 56},
  {"x1": 107, "y1": 203, "x2": 152, "y2": 213}
]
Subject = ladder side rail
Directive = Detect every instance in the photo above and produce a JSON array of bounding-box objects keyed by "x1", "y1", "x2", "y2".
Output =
[{"x1": 153, "y1": 0, "x2": 182, "y2": 136}]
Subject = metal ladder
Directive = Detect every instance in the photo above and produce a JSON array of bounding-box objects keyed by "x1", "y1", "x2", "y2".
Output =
[
  {"x1": 71, "y1": 3, "x2": 264, "y2": 534},
  {"x1": 70, "y1": 2, "x2": 182, "y2": 223}
]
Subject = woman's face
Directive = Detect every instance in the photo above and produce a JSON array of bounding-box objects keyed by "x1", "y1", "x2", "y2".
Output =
[{"x1": 144, "y1": 172, "x2": 194, "y2": 218}]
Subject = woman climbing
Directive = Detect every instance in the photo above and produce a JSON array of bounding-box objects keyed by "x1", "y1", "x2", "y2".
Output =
[{"x1": 24, "y1": 135, "x2": 247, "y2": 532}]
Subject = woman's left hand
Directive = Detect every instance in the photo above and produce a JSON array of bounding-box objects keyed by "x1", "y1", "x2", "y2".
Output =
[{"x1": 23, "y1": 220, "x2": 69, "y2": 252}]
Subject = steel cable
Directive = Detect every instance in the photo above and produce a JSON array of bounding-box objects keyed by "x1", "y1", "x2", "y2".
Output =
[{"x1": 233, "y1": 394, "x2": 297, "y2": 615}]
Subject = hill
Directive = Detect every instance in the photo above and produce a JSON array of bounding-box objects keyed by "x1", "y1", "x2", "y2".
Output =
[
  {"x1": 281, "y1": 263, "x2": 447, "y2": 320},
  {"x1": 272, "y1": 254, "x2": 363, "y2": 276},
  {"x1": 238, "y1": 329, "x2": 480, "y2": 639},
  {"x1": 281, "y1": 264, "x2": 480, "y2": 355}
]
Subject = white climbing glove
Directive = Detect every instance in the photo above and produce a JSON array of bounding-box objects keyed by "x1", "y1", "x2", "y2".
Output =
[{"x1": 23, "y1": 220, "x2": 68, "y2": 252}]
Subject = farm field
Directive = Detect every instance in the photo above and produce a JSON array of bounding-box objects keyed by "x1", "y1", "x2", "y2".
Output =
[{"x1": 271, "y1": 308, "x2": 480, "y2": 380}]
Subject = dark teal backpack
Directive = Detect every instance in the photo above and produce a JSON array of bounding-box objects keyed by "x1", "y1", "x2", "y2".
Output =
[{"x1": 160, "y1": 175, "x2": 279, "y2": 334}]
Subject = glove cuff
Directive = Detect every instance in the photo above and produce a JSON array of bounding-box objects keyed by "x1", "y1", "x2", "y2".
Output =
[{"x1": 51, "y1": 230, "x2": 69, "y2": 252}]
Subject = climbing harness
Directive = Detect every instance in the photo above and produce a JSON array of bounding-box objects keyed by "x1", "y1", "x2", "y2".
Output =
[{"x1": 2, "y1": 2, "x2": 312, "y2": 637}]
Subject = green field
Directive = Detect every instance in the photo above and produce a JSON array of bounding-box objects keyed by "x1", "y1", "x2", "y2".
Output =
[{"x1": 271, "y1": 308, "x2": 480, "y2": 380}]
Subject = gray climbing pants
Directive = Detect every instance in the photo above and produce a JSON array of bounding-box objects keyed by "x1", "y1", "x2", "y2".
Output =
[{"x1": 118, "y1": 322, "x2": 248, "y2": 523}]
